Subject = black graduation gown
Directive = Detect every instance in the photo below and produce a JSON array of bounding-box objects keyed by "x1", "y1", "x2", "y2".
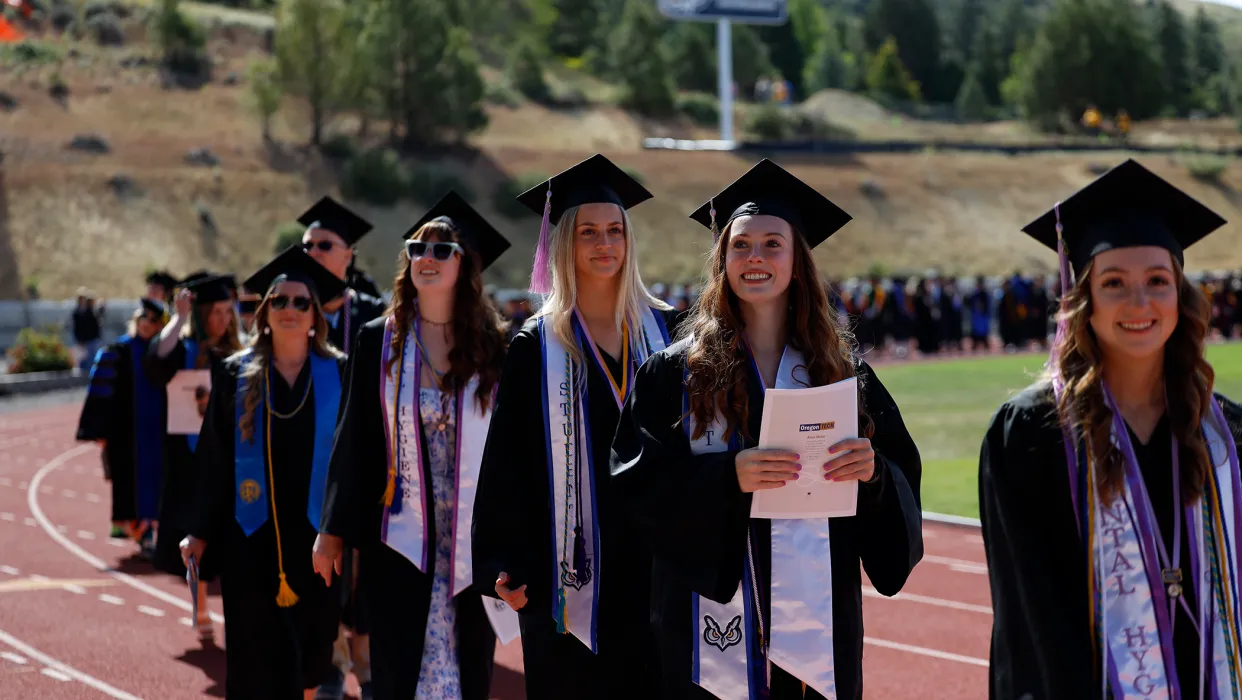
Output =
[
  {"x1": 192, "y1": 354, "x2": 345, "y2": 699},
  {"x1": 914, "y1": 289, "x2": 941, "y2": 354},
  {"x1": 320, "y1": 318, "x2": 496, "y2": 700},
  {"x1": 472, "y1": 312, "x2": 681, "y2": 698},
  {"x1": 144, "y1": 339, "x2": 229, "y2": 576},
  {"x1": 979, "y1": 383, "x2": 1242, "y2": 700},
  {"x1": 77, "y1": 337, "x2": 165, "y2": 523},
  {"x1": 327, "y1": 292, "x2": 386, "y2": 355},
  {"x1": 608, "y1": 344, "x2": 924, "y2": 699}
]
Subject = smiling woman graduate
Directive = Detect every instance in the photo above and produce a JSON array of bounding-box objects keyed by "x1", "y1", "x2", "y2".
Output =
[
  {"x1": 470, "y1": 154, "x2": 679, "y2": 697},
  {"x1": 180, "y1": 247, "x2": 348, "y2": 700},
  {"x1": 979, "y1": 159, "x2": 1242, "y2": 700},
  {"x1": 609, "y1": 159, "x2": 924, "y2": 700}
]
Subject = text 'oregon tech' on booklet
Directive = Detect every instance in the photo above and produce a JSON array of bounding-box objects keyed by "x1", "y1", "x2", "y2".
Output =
[{"x1": 751, "y1": 376, "x2": 859, "y2": 520}]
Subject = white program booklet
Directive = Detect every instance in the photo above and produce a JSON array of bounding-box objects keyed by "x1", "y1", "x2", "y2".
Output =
[
  {"x1": 482, "y1": 596, "x2": 521, "y2": 646},
  {"x1": 751, "y1": 377, "x2": 859, "y2": 519},
  {"x1": 167, "y1": 369, "x2": 212, "y2": 435}
]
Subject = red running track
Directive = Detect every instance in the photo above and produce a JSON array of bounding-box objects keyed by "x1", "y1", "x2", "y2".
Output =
[{"x1": 0, "y1": 399, "x2": 992, "y2": 699}]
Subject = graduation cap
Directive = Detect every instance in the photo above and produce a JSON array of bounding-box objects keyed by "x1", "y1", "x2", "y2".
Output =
[
  {"x1": 178, "y1": 270, "x2": 211, "y2": 288},
  {"x1": 183, "y1": 274, "x2": 233, "y2": 305},
  {"x1": 405, "y1": 191, "x2": 511, "y2": 271},
  {"x1": 242, "y1": 245, "x2": 348, "y2": 304},
  {"x1": 297, "y1": 196, "x2": 374, "y2": 246},
  {"x1": 145, "y1": 270, "x2": 178, "y2": 290},
  {"x1": 1022, "y1": 159, "x2": 1227, "y2": 279},
  {"x1": 689, "y1": 159, "x2": 853, "y2": 249},
  {"x1": 516, "y1": 154, "x2": 653, "y2": 294},
  {"x1": 139, "y1": 298, "x2": 167, "y2": 318}
]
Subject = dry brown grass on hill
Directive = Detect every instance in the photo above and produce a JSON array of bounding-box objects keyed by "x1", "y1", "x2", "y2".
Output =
[{"x1": 3, "y1": 29, "x2": 1242, "y2": 299}]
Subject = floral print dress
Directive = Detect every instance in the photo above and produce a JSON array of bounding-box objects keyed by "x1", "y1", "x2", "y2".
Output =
[{"x1": 416, "y1": 387, "x2": 462, "y2": 698}]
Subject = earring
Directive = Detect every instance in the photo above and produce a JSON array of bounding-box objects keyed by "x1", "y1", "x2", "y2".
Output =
[
  {"x1": 308, "y1": 328, "x2": 316, "y2": 338},
  {"x1": 262, "y1": 327, "x2": 271, "y2": 335}
]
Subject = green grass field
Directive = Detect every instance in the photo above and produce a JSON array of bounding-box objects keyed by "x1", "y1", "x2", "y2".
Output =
[{"x1": 872, "y1": 343, "x2": 1242, "y2": 519}]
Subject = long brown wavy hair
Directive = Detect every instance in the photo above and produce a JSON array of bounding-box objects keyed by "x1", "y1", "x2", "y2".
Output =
[
  {"x1": 385, "y1": 220, "x2": 507, "y2": 412},
  {"x1": 683, "y1": 219, "x2": 870, "y2": 443},
  {"x1": 237, "y1": 279, "x2": 342, "y2": 443},
  {"x1": 181, "y1": 302, "x2": 243, "y2": 369},
  {"x1": 1052, "y1": 257, "x2": 1215, "y2": 504}
]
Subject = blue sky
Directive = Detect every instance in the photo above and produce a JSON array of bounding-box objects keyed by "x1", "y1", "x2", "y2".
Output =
[{"x1": 1195, "y1": 0, "x2": 1242, "y2": 10}]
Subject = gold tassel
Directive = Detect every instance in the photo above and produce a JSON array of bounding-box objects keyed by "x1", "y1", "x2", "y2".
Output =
[
  {"x1": 275, "y1": 572, "x2": 299, "y2": 608},
  {"x1": 382, "y1": 466, "x2": 396, "y2": 508}
]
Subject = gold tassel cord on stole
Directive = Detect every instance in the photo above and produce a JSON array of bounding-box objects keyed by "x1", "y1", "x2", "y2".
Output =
[
  {"x1": 264, "y1": 370, "x2": 299, "y2": 608},
  {"x1": 381, "y1": 334, "x2": 404, "y2": 509}
]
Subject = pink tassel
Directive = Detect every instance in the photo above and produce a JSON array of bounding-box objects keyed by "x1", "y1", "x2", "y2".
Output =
[
  {"x1": 1050, "y1": 202, "x2": 1073, "y2": 372},
  {"x1": 529, "y1": 186, "x2": 553, "y2": 295}
]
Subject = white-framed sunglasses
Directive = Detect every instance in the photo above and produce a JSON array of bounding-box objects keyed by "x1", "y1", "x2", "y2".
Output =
[{"x1": 405, "y1": 240, "x2": 463, "y2": 261}]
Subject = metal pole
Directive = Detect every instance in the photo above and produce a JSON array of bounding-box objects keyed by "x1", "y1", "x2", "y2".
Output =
[{"x1": 717, "y1": 17, "x2": 733, "y2": 143}]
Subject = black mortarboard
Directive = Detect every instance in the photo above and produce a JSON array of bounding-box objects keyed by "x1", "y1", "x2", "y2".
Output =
[
  {"x1": 140, "y1": 298, "x2": 167, "y2": 317},
  {"x1": 689, "y1": 159, "x2": 853, "y2": 249},
  {"x1": 178, "y1": 270, "x2": 211, "y2": 288},
  {"x1": 145, "y1": 270, "x2": 178, "y2": 290},
  {"x1": 1022, "y1": 159, "x2": 1227, "y2": 277},
  {"x1": 516, "y1": 154, "x2": 653, "y2": 224},
  {"x1": 220, "y1": 274, "x2": 238, "y2": 295},
  {"x1": 184, "y1": 274, "x2": 233, "y2": 304},
  {"x1": 405, "y1": 191, "x2": 511, "y2": 271},
  {"x1": 296, "y1": 196, "x2": 374, "y2": 246},
  {"x1": 238, "y1": 298, "x2": 260, "y2": 315},
  {"x1": 517, "y1": 154, "x2": 653, "y2": 293},
  {"x1": 242, "y1": 245, "x2": 348, "y2": 304}
]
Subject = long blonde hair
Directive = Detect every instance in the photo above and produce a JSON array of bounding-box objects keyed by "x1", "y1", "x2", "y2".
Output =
[
  {"x1": 1051, "y1": 257, "x2": 1215, "y2": 504},
  {"x1": 536, "y1": 205, "x2": 671, "y2": 365},
  {"x1": 237, "y1": 281, "x2": 343, "y2": 443}
]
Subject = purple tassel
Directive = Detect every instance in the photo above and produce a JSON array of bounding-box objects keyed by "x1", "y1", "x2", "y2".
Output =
[
  {"x1": 529, "y1": 186, "x2": 553, "y2": 295},
  {"x1": 1050, "y1": 202, "x2": 1073, "y2": 372}
]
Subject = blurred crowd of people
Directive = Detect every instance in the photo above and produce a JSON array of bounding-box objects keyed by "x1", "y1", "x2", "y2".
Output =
[{"x1": 487, "y1": 269, "x2": 1242, "y2": 361}]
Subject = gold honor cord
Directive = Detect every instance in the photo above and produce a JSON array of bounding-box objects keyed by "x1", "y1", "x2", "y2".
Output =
[{"x1": 264, "y1": 368, "x2": 300, "y2": 608}]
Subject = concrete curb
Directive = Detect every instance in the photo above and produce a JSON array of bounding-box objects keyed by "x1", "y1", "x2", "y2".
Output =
[
  {"x1": 0, "y1": 370, "x2": 90, "y2": 397},
  {"x1": 923, "y1": 511, "x2": 982, "y2": 529}
]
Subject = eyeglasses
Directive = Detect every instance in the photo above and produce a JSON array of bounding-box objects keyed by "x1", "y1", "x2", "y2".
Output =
[
  {"x1": 302, "y1": 240, "x2": 342, "y2": 253},
  {"x1": 405, "y1": 240, "x2": 462, "y2": 261},
  {"x1": 269, "y1": 294, "x2": 313, "y2": 312}
]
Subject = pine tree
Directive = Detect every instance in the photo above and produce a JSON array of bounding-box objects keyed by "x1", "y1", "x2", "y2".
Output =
[
  {"x1": 863, "y1": 0, "x2": 942, "y2": 100},
  {"x1": 274, "y1": 0, "x2": 349, "y2": 145},
  {"x1": 612, "y1": 0, "x2": 675, "y2": 117},
  {"x1": 1191, "y1": 7, "x2": 1223, "y2": 86},
  {"x1": 955, "y1": 63, "x2": 989, "y2": 119},
  {"x1": 954, "y1": 0, "x2": 985, "y2": 63},
  {"x1": 509, "y1": 36, "x2": 550, "y2": 103},
  {"x1": 732, "y1": 24, "x2": 776, "y2": 98},
  {"x1": 1152, "y1": 0, "x2": 1191, "y2": 115},
  {"x1": 548, "y1": 0, "x2": 600, "y2": 59},
  {"x1": 972, "y1": 21, "x2": 1003, "y2": 105},
  {"x1": 803, "y1": 18, "x2": 848, "y2": 93},
  {"x1": 866, "y1": 37, "x2": 921, "y2": 103},
  {"x1": 665, "y1": 22, "x2": 715, "y2": 93},
  {"x1": 245, "y1": 57, "x2": 283, "y2": 143}
]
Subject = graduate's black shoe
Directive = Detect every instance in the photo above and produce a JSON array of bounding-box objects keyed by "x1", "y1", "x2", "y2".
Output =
[{"x1": 313, "y1": 667, "x2": 345, "y2": 700}]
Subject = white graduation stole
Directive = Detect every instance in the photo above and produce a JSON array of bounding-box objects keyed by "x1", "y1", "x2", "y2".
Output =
[
  {"x1": 686, "y1": 346, "x2": 838, "y2": 699},
  {"x1": 542, "y1": 305, "x2": 670, "y2": 652},
  {"x1": 1092, "y1": 407, "x2": 1242, "y2": 699}
]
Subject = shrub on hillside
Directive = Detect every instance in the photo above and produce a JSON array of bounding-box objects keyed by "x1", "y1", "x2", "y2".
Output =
[
  {"x1": 6, "y1": 327, "x2": 73, "y2": 374},
  {"x1": 320, "y1": 133, "x2": 357, "y2": 161},
  {"x1": 87, "y1": 12, "x2": 125, "y2": 46},
  {"x1": 0, "y1": 40, "x2": 62, "y2": 66},
  {"x1": 955, "y1": 68, "x2": 989, "y2": 121},
  {"x1": 746, "y1": 104, "x2": 793, "y2": 140},
  {"x1": 486, "y1": 80, "x2": 522, "y2": 108},
  {"x1": 677, "y1": 92, "x2": 718, "y2": 126},
  {"x1": 1186, "y1": 156, "x2": 1228, "y2": 183},
  {"x1": 149, "y1": 0, "x2": 210, "y2": 80},
  {"x1": 342, "y1": 147, "x2": 407, "y2": 207},
  {"x1": 272, "y1": 221, "x2": 304, "y2": 253},
  {"x1": 866, "y1": 38, "x2": 921, "y2": 104},
  {"x1": 408, "y1": 166, "x2": 472, "y2": 207},
  {"x1": 493, "y1": 172, "x2": 549, "y2": 219},
  {"x1": 508, "y1": 38, "x2": 550, "y2": 104}
]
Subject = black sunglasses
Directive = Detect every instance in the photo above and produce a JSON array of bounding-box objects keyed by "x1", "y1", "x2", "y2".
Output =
[
  {"x1": 302, "y1": 240, "x2": 341, "y2": 253},
  {"x1": 405, "y1": 240, "x2": 462, "y2": 261},
  {"x1": 270, "y1": 294, "x2": 313, "y2": 312}
]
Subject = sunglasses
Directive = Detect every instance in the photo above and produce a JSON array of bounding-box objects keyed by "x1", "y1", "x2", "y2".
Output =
[
  {"x1": 405, "y1": 240, "x2": 462, "y2": 261},
  {"x1": 302, "y1": 240, "x2": 342, "y2": 253},
  {"x1": 269, "y1": 294, "x2": 313, "y2": 312}
]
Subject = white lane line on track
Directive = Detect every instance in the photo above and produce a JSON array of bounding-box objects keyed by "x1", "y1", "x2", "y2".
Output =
[
  {"x1": 0, "y1": 512, "x2": 14, "y2": 522},
  {"x1": 137, "y1": 606, "x2": 165, "y2": 618},
  {"x1": 0, "y1": 650, "x2": 28, "y2": 664},
  {"x1": 0, "y1": 628, "x2": 144, "y2": 699},
  {"x1": 24, "y1": 517, "x2": 37, "y2": 527},
  {"x1": 29, "y1": 445, "x2": 224, "y2": 624},
  {"x1": 63, "y1": 490, "x2": 77, "y2": 499},
  {"x1": 863, "y1": 586, "x2": 992, "y2": 615},
  {"x1": 63, "y1": 584, "x2": 86, "y2": 595},
  {"x1": 41, "y1": 667, "x2": 73, "y2": 681},
  {"x1": 864, "y1": 637, "x2": 988, "y2": 667},
  {"x1": 76, "y1": 530, "x2": 96, "y2": 540},
  {"x1": 922, "y1": 554, "x2": 988, "y2": 575},
  {"x1": 99, "y1": 594, "x2": 125, "y2": 605},
  {"x1": 0, "y1": 566, "x2": 19, "y2": 575},
  {"x1": 0, "y1": 477, "x2": 10, "y2": 486},
  {"x1": 86, "y1": 493, "x2": 102, "y2": 503}
]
